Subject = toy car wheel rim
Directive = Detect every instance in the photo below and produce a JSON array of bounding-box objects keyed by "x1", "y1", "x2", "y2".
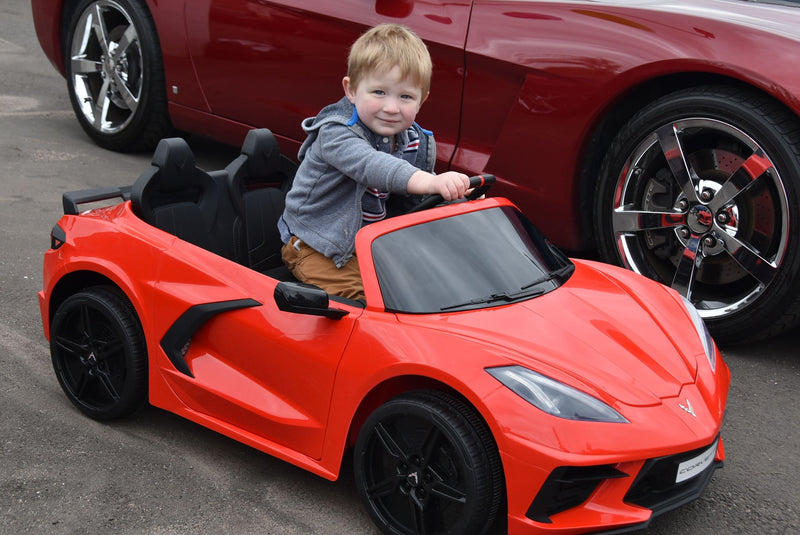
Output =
[
  {"x1": 611, "y1": 117, "x2": 789, "y2": 319},
  {"x1": 50, "y1": 287, "x2": 147, "y2": 420},
  {"x1": 363, "y1": 421, "x2": 468, "y2": 533},
  {"x1": 69, "y1": 0, "x2": 143, "y2": 136},
  {"x1": 355, "y1": 392, "x2": 501, "y2": 535}
]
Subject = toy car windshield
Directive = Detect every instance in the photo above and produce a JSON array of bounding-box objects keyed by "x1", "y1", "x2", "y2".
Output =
[{"x1": 371, "y1": 205, "x2": 574, "y2": 313}]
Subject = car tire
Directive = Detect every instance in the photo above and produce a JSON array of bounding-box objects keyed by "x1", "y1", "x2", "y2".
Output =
[
  {"x1": 50, "y1": 286, "x2": 148, "y2": 420},
  {"x1": 353, "y1": 390, "x2": 503, "y2": 535},
  {"x1": 594, "y1": 85, "x2": 800, "y2": 344},
  {"x1": 65, "y1": 0, "x2": 171, "y2": 151}
]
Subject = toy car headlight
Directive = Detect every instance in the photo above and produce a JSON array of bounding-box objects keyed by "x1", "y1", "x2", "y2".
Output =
[
  {"x1": 681, "y1": 296, "x2": 716, "y2": 371},
  {"x1": 487, "y1": 366, "x2": 628, "y2": 423}
]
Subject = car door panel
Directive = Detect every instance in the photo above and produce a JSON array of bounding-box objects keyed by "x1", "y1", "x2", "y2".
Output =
[
  {"x1": 184, "y1": 0, "x2": 471, "y2": 168},
  {"x1": 152, "y1": 248, "x2": 359, "y2": 459}
]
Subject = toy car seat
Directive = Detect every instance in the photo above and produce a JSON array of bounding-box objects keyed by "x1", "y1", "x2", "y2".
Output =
[
  {"x1": 226, "y1": 128, "x2": 297, "y2": 273},
  {"x1": 131, "y1": 137, "x2": 246, "y2": 264}
]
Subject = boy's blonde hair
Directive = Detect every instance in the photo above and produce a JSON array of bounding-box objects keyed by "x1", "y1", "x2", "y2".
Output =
[{"x1": 347, "y1": 24, "x2": 432, "y2": 96}]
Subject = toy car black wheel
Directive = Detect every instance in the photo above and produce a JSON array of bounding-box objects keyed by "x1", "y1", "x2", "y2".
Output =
[
  {"x1": 50, "y1": 286, "x2": 148, "y2": 420},
  {"x1": 65, "y1": 0, "x2": 170, "y2": 151},
  {"x1": 354, "y1": 390, "x2": 503, "y2": 535},
  {"x1": 595, "y1": 85, "x2": 800, "y2": 344}
]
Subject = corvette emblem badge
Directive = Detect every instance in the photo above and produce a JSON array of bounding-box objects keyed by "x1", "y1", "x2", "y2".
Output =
[{"x1": 679, "y1": 399, "x2": 696, "y2": 417}]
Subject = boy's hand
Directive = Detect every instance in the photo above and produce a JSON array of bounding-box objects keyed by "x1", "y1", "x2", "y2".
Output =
[{"x1": 408, "y1": 170, "x2": 470, "y2": 201}]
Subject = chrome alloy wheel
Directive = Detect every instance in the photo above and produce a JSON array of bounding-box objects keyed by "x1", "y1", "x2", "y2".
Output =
[
  {"x1": 611, "y1": 118, "x2": 789, "y2": 320},
  {"x1": 69, "y1": 0, "x2": 143, "y2": 136}
]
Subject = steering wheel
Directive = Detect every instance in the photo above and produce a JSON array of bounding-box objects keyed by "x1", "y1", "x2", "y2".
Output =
[{"x1": 406, "y1": 174, "x2": 496, "y2": 214}]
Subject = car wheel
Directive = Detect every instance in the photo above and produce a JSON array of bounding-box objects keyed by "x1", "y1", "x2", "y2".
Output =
[
  {"x1": 595, "y1": 85, "x2": 800, "y2": 344},
  {"x1": 50, "y1": 286, "x2": 148, "y2": 420},
  {"x1": 65, "y1": 0, "x2": 170, "y2": 151},
  {"x1": 354, "y1": 390, "x2": 503, "y2": 535}
]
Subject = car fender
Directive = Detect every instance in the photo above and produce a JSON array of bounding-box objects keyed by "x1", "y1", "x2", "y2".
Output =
[
  {"x1": 317, "y1": 312, "x2": 516, "y2": 476},
  {"x1": 40, "y1": 208, "x2": 168, "y2": 342}
]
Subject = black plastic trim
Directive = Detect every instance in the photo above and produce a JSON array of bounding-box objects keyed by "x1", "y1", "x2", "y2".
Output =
[
  {"x1": 160, "y1": 298, "x2": 261, "y2": 377},
  {"x1": 593, "y1": 437, "x2": 724, "y2": 535},
  {"x1": 527, "y1": 464, "x2": 628, "y2": 523},
  {"x1": 50, "y1": 223, "x2": 67, "y2": 250},
  {"x1": 62, "y1": 186, "x2": 132, "y2": 215},
  {"x1": 591, "y1": 463, "x2": 722, "y2": 535}
]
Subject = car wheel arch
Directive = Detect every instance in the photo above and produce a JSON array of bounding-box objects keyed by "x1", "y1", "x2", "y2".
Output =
[
  {"x1": 341, "y1": 376, "x2": 505, "y2": 459},
  {"x1": 46, "y1": 270, "x2": 144, "y2": 337},
  {"x1": 57, "y1": 0, "x2": 80, "y2": 67}
]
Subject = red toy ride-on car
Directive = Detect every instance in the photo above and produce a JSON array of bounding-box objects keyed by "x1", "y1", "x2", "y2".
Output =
[{"x1": 39, "y1": 130, "x2": 729, "y2": 534}]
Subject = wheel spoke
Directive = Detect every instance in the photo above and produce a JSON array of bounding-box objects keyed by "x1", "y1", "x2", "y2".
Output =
[
  {"x1": 111, "y1": 24, "x2": 140, "y2": 110},
  {"x1": 92, "y1": 81, "x2": 113, "y2": 129},
  {"x1": 72, "y1": 367, "x2": 91, "y2": 399},
  {"x1": 94, "y1": 364, "x2": 121, "y2": 401},
  {"x1": 716, "y1": 232, "x2": 778, "y2": 287},
  {"x1": 114, "y1": 24, "x2": 138, "y2": 58},
  {"x1": 71, "y1": 57, "x2": 101, "y2": 75},
  {"x1": 112, "y1": 71, "x2": 138, "y2": 110},
  {"x1": 613, "y1": 208, "x2": 685, "y2": 233},
  {"x1": 707, "y1": 149, "x2": 772, "y2": 212},
  {"x1": 53, "y1": 334, "x2": 86, "y2": 356},
  {"x1": 426, "y1": 462, "x2": 467, "y2": 504},
  {"x1": 365, "y1": 473, "x2": 404, "y2": 498},
  {"x1": 419, "y1": 426, "x2": 443, "y2": 469},
  {"x1": 671, "y1": 234, "x2": 702, "y2": 298},
  {"x1": 78, "y1": 304, "x2": 94, "y2": 340},
  {"x1": 91, "y1": 4, "x2": 111, "y2": 57},
  {"x1": 657, "y1": 123, "x2": 700, "y2": 203},
  {"x1": 409, "y1": 496, "x2": 427, "y2": 535},
  {"x1": 373, "y1": 422, "x2": 411, "y2": 464}
]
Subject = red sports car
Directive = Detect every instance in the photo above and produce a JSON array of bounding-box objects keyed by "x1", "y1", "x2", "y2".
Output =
[
  {"x1": 31, "y1": 0, "x2": 800, "y2": 344},
  {"x1": 39, "y1": 131, "x2": 729, "y2": 534}
]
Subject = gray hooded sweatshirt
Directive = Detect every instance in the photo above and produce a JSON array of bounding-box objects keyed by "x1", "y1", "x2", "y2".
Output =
[{"x1": 278, "y1": 97, "x2": 436, "y2": 267}]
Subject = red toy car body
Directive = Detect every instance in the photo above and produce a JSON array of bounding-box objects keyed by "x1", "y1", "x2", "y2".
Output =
[
  {"x1": 39, "y1": 133, "x2": 729, "y2": 534},
  {"x1": 31, "y1": 0, "x2": 800, "y2": 343}
]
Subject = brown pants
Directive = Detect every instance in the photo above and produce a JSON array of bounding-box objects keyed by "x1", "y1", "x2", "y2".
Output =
[{"x1": 281, "y1": 236, "x2": 365, "y2": 301}]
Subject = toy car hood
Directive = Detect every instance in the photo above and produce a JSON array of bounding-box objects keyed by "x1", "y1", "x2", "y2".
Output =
[
  {"x1": 356, "y1": 199, "x2": 709, "y2": 409},
  {"x1": 395, "y1": 259, "x2": 702, "y2": 409}
]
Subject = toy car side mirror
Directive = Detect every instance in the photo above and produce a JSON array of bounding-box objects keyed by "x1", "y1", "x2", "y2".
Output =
[{"x1": 274, "y1": 281, "x2": 348, "y2": 319}]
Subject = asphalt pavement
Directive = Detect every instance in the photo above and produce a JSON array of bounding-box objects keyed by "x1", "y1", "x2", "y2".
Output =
[{"x1": 1, "y1": 0, "x2": 798, "y2": 533}]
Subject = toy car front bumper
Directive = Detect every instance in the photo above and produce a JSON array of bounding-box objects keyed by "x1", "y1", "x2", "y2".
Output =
[
  {"x1": 502, "y1": 434, "x2": 724, "y2": 534},
  {"x1": 480, "y1": 376, "x2": 727, "y2": 534}
]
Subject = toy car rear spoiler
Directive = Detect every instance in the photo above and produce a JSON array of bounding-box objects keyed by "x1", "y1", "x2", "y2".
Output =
[{"x1": 62, "y1": 186, "x2": 132, "y2": 215}]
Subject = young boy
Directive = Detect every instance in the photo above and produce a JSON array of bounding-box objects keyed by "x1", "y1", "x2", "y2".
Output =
[{"x1": 278, "y1": 23, "x2": 470, "y2": 301}]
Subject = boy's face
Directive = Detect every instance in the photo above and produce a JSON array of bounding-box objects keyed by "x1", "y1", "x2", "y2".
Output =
[{"x1": 343, "y1": 65, "x2": 428, "y2": 137}]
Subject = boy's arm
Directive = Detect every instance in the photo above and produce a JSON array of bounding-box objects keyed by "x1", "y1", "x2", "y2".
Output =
[
  {"x1": 407, "y1": 170, "x2": 470, "y2": 201},
  {"x1": 318, "y1": 122, "x2": 443, "y2": 192}
]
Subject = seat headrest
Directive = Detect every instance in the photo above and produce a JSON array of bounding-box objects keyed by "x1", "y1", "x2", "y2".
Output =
[
  {"x1": 241, "y1": 128, "x2": 281, "y2": 178},
  {"x1": 151, "y1": 137, "x2": 198, "y2": 191}
]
